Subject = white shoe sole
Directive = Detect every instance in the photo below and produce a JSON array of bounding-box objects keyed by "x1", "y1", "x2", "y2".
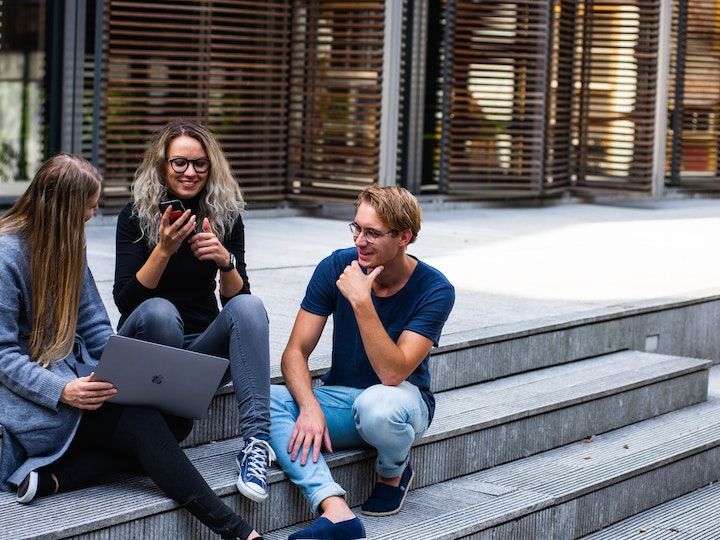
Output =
[
  {"x1": 236, "y1": 475, "x2": 268, "y2": 503},
  {"x1": 16, "y1": 471, "x2": 38, "y2": 505},
  {"x1": 235, "y1": 456, "x2": 268, "y2": 503}
]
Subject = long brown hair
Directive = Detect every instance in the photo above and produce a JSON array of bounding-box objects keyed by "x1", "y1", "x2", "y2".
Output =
[{"x1": 0, "y1": 154, "x2": 101, "y2": 367}]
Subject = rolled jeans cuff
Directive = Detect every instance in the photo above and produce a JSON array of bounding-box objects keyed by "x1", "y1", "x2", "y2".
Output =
[{"x1": 308, "y1": 481, "x2": 347, "y2": 515}]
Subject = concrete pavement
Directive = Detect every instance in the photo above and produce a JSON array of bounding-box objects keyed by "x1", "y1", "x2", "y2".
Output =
[{"x1": 86, "y1": 199, "x2": 720, "y2": 364}]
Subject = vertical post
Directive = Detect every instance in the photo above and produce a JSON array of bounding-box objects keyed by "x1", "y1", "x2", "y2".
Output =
[
  {"x1": 378, "y1": 0, "x2": 403, "y2": 187},
  {"x1": 538, "y1": 0, "x2": 555, "y2": 194},
  {"x1": 437, "y1": 0, "x2": 455, "y2": 194},
  {"x1": 61, "y1": 0, "x2": 86, "y2": 154},
  {"x1": 404, "y1": 0, "x2": 428, "y2": 194},
  {"x1": 91, "y1": 0, "x2": 104, "y2": 167},
  {"x1": 651, "y1": 0, "x2": 673, "y2": 197},
  {"x1": 669, "y1": 0, "x2": 687, "y2": 186}
]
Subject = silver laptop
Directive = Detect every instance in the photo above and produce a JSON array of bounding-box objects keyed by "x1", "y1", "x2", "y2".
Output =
[{"x1": 91, "y1": 335, "x2": 229, "y2": 419}]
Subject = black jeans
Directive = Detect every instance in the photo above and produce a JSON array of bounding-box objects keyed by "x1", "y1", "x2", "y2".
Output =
[{"x1": 47, "y1": 404, "x2": 253, "y2": 539}]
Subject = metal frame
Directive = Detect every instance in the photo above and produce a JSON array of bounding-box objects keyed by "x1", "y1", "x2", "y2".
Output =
[
  {"x1": 651, "y1": 0, "x2": 673, "y2": 196},
  {"x1": 668, "y1": 0, "x2": 687, "y2": 187},
  {"x1": 61, "y1": 0, "x2": 87, "y2": 154},
  {"x1": 403, "y1": 0, "x2": 429, "y2": 194},
  {"x1": 437, "y1": 0, "x2": 455, "y2": 195},
  {"x1": 379, "y1": 0, "x2": 404, "y2": 187},
  {"x1": 91, "y1": 0, "x2": 104, "y2": 166}
]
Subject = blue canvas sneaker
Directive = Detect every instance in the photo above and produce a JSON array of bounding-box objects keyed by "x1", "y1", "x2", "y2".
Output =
[
  {"x1": 360, "y1": 463, "x2": 414, "y2": 516},
  {"x1": 235, "y1": 437, "x2": 276, "y2": 503}
]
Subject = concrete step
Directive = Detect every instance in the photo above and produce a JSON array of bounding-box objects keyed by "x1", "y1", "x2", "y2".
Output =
[
  {"x1": 580, "y1": 481, "x2": 720, "y2": 539},
  {"x1": 0, "y1": 293, "x2": 709, "y2": 451},
  {"x1": 185, "y1": 325, "x2": 706, "y2": 447},
  {"x1": 0, "y1": 351, "x2": 709, "y2": 539},
  {"x1": 269, "y1": 398, "x2": 720, "y2": 539}
]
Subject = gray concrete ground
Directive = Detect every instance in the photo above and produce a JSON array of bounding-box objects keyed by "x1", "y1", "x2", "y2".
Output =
[{"x1": 86, "y1": 199, "x2": 720, "y2": 363}]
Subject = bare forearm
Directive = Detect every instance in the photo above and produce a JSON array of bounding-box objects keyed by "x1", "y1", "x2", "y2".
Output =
[
  {"x1": 352, "y1": 300, "x2": 408, "y2": 385},
  {"x1": 281, "y1": 350, "x2": 320, "y2": 411},
  {"x1": 219, "y1": 269, "x2": 244, "y2": 297}
]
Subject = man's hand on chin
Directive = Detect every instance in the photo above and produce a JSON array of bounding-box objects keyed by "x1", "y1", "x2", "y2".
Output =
[{"x1": 336, "y1": 260, "x2": 383, "y2": 306}]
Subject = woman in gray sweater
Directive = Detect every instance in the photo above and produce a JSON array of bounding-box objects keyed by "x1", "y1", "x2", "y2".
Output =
[{"x1": 0, "y1": 154, "x2": 262, "y2": 540}]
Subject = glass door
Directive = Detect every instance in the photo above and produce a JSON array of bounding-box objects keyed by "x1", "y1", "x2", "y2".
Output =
[{"x1": 0, "y1": 0, "x2": 52, "y2": 196}]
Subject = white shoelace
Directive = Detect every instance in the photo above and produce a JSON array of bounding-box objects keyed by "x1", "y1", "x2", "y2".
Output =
[{"x1": 242, "y1": 438, "x2": 277, "y2": 482}]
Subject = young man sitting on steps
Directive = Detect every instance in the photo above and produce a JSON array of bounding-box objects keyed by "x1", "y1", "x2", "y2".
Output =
[{"x1": 269, "y1": 186, "x2": 455, "y2": 539}]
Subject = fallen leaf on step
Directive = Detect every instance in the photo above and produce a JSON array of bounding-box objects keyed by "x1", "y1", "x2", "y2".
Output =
[
  {"x1": 623, "y1": 444, "x2": 629, "y2": 449},
  {"x1": 583, "y1": 436, "x2": 594, "y2": 443}
]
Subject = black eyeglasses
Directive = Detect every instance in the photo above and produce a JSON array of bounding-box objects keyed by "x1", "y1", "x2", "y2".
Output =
[
  {"x1": 166, "y1": 157, "x2": 210, "y2": 174},
  {"x1": 348, "y1": 222, "x2": 395, "y2": 244}
]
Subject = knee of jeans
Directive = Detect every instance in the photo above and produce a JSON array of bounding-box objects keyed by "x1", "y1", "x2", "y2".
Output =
[
  {"x1": 225, "y1": 294, "x2": 267, "y2": 322},
  {"x1": 135, "y1": 298, "x2": 183, "y2": 346},
  {"x1": 352, "y1": 385, "x2": 400, "y2": 436}
]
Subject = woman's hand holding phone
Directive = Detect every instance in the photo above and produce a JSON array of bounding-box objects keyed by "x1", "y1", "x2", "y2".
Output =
[{"x1": 158, "y1": 205, "x2": 196, "y2": 257}]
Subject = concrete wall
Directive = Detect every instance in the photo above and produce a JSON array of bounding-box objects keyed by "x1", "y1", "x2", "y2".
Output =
[{"x1": 430, "y1": 296, "x2": 720, "y2": 392}]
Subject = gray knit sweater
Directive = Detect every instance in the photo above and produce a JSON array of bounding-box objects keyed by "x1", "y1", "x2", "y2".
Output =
[{"x1": 0, "y1": 233, "x2": 113, "y2": 490}]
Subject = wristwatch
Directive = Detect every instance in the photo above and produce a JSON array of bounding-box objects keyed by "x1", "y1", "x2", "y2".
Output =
[{"x1": 218, "y1": 252, "x2": 235, "y2": 272}]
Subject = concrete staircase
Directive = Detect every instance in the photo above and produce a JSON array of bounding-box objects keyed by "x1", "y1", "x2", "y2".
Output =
[
  {"x1": 580, "y1": 481, "x2": 720, "y2": 539},
  {"x1": 1, "y1": 328, "x2": 719, "y2": 539}
]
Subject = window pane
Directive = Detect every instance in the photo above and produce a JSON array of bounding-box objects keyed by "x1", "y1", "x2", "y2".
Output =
[{"x1": 0, "y1": 0, "x2": 47, "y2": 188}]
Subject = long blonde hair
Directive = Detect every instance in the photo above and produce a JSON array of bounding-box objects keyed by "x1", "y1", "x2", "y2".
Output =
[
  {"x1": 0, "y1": 154, "x2": 101, "y2": 367},
  {"x1": 132, "y1": 119, "x2": 245, "y2": 246}
]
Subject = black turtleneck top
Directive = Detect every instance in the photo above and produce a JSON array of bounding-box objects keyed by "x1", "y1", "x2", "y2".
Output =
[{"x1": 113, "y1": 196, "x2": 250, "y2": 334}]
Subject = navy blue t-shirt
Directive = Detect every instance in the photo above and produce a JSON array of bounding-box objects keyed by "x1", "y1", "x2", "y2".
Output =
[{"x1": 301, "y1": 247, "x2": 455, "y2": 422}]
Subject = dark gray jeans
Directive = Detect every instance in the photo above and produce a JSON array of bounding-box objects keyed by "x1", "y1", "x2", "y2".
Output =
[{"x1": 118, "y1": 295, "x2": 271, "y2": 440}]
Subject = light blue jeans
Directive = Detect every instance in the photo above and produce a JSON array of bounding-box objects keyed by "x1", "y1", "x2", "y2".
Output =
[
  {"x1": 269, "y1": 381, "x2": 429, "y2": 513},
  {"x1": 118, "y1": 296, "x2": 271, "y2": 440}
]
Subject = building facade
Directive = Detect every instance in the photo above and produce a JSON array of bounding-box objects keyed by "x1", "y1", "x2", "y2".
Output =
[{"x1": 1, "y1": 0, "x2": 719, "y2": 208}]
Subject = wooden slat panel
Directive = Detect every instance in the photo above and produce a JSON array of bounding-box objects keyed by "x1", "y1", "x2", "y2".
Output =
[
  {"x1": 100, "y1": 0, "x2": 291, "y2": 208},
  {"x1": 438, "y1": 0, "x2": 555, "y2": 197},
  {"x1": 286, "y1": 1, "x2": 386, "y2": 200},
  {"x1": 542, "y1": 0, "x2": 576, "y2": 189},
  {"x1": 573, "y1": 0, "x2": 660, "y2": 191},
  {"x1": 665, "y1": 0, "x2": 720, "y2": 191}
]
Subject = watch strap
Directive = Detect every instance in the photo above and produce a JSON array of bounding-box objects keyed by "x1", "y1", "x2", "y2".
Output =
[{"x1": 218, "y1": 252, "x2": 235, "y2": 272}]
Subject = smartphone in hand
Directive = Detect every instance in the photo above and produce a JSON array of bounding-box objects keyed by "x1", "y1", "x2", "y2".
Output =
[{"x1": 158, "y1": 199, "x2": 185, "y2": 222}]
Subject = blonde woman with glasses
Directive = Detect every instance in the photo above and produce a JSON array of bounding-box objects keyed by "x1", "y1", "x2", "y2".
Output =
[
  {"x1": 0, "y1": 154, "x2": 263, "y2": 539},
  {"x1": 113, "y1": 119, "x2": 273, "y2": 504}
]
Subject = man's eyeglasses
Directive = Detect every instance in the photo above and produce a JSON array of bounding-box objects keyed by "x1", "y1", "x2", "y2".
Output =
[
  {"x1": 349, "y1": 222, "x2": 395, "y2": 244},
  {"x1": 167, "y1": 157, "x2": 210, "y2": 174}
]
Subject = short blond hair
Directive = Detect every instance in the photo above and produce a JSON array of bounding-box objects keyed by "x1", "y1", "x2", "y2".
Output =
[{"x1": 356, "y1": 185, "x2": 421, "y2": 243}]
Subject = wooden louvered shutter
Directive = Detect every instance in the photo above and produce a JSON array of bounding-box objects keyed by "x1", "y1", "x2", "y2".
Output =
[
  {"x1": 287, "y1": 1, "x2": 385, "y2": 202},
  {"x1": 101, "y1": 1, "x2": 291, "y2": 208},
  {"x1": 573, "y1": 0, "x2": 660, "y2": 193},
  {"x1": 545, "y1": 0, "x2": 577, "y2": 191},
  {"x1": 438, "y1": 0, "x2": 556, "y2": 198},
  {"x1": 666, "y1": 0, "x2": 720, "y2": 191}
]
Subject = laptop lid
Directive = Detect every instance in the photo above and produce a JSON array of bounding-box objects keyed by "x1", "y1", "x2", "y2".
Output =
[{"x1": 92, "y1": 335, "x2": 229, "y2": 419}]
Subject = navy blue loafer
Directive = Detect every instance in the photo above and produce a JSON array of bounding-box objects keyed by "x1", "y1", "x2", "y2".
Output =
[
  {"x1": 288, "y1": 516, "x2": 365, "y2": 539},
  {"x1": 360, "y1": 464, "x2": 414, "y2": 516}
]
